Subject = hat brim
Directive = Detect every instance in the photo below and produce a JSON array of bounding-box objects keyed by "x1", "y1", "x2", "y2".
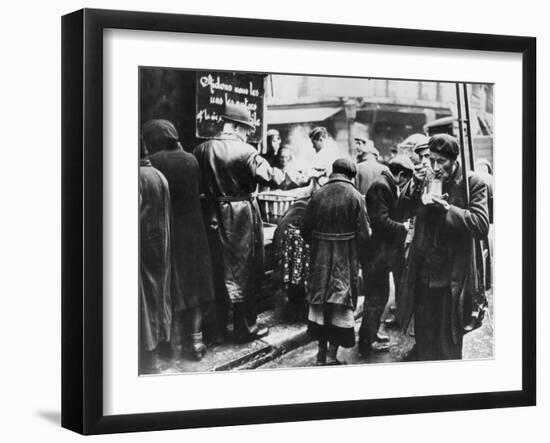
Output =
[
  {"x1": 413, "y1": 144, "x2": 430, "y2": 153},
  {"x1": 222, "y1": 115, "x2": 255, "y2": 130}
]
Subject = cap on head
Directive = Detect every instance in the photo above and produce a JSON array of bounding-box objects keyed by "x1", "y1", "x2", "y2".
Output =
[
  {"x1": 397, "y1": 133, "x2": 430, "y2": 154},
  {"x1": 429, "y1": 133, "x2": 459, "y2": 159},
  {"x1": 267, "y1": 128, "x2": 280, "y2": 138},
  {"x1": 222, "y1": 103, "x2": 255, "y2": 130},
  {"x1": 142, "y1": 119, "x2": 179, "y2": 146},
  {"x1": 332, "y1": 157, "x2": 357, "y2": 179},
  {"x1": 413, "y1": 141, "x2": 430, "y2": 153},
  {"x1": 389, "y1": 154, "x2": 415, "y2": 173}
]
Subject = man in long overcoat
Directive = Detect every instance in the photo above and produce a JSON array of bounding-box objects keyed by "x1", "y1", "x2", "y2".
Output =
[
  {"x1": 139, "y1": 143, "x2": 172, "y2": 371},
  {"x1": 301, "y1": 158, "x2": 371, "y2": 365},
  {"x1": 357, "y1": 155, "x2": 414, "y2": 354},
  {"x1": 194, "y1": 104, "x2": 286, "y2": 343},
  {"x1": 397, "y1": 134, "x2": 489, "y2": 361},
  {"x1": 144, "y1": 119, "x2": 215, "y2": 361}
]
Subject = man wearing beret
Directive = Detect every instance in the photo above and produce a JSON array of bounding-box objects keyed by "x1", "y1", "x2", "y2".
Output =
[
  {"x1": 194, "y1": 103, "x2": 286, "y2": 343},
  {"x1": 357, "y1": 154, "x2": 414, "y2": 355},
  {"x1": 397, "y1": 134, "x2": 489, "y2": 361}
]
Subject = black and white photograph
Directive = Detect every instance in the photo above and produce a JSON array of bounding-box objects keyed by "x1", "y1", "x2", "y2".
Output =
[
  {"x1": 138, "y1": 68, "x2": 494, "y2": 375},
  {"x1": 1, "y1": 0, "x2": 546, "y2": 439}
]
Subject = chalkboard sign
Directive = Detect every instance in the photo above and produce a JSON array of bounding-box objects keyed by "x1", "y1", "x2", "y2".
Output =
[{"x1": 196, "y1": 71, "x2": 265, "y2": 143}]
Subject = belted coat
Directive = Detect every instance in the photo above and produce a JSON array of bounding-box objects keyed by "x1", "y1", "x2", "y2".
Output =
[
  {"x1": 301, "y1": 175, "x2": 371, "y2": 310},
  {"x1": 194, "y1": 133, "x2": 285, "y2": 304}
]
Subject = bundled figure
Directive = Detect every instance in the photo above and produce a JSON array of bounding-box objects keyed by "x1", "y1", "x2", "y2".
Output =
[
  {"x1": 357, "y1": 154, "x2": 414, "y2": 355},
  {"x1": 301, "y1": 158, "x2": 371, "y2": 365},
  {"x1": 139, "y1": 143, "x2": 172, "y2": 371},
  {"x1": 397, "y1": 134, "x2": 489, "y2": 361},
  {"x1": 194, "y1": 104, "x2": 287, "y2": 343},
  {"x1": 144, "y1": 119, "x2": 215, "y2": 361},
  {"x1": 273, "y1": 200, "x2": 311, "y2": 321}
]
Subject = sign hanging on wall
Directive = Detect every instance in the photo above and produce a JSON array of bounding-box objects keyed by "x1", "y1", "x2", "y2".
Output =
[{"x1": 196, "y1": 70, "x2": 265, "y2": 143}]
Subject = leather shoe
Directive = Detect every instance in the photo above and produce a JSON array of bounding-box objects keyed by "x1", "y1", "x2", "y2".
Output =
[{"x1": 235, "y1": 326, "x2": 269, "y2": 343}]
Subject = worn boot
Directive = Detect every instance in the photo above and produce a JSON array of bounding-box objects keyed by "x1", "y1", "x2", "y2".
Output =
[
  {"x1": 233, "y1": 303, "x2": 269, "y2": 343},
  {"x1": 316, "y1": 340, "x2": 327, "y2": 366}
]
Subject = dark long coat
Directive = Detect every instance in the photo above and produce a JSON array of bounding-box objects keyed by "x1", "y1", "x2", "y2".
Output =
[
  {"x1": 397, "y1": 167, "x2": 489, "y2": 342},
  {"x1": 366, "y1": 170, "x2": 408, "y2": 272},
  {"x1": 148, "y1": 148, "x2": 215, "y2": 312},
  {"x1": 193, "y1": 133, "x2": 285, "y2": 304},
  {"x1": 139, "y1": 160, "x2": 172, "y2": 351},
  {"x1": 301, "y1": 175, "x2": 371, "y2": 310}
]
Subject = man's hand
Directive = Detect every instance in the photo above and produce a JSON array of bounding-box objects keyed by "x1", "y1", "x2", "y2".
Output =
[
  {"x1": 403, "y1": 220, "x2": 411, "y2": 231},
  {"x1": 430, "y1": 195, "x2": 451, "y2": 211}
]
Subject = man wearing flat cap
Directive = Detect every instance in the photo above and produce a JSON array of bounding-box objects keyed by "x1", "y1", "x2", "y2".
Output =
[
  {"x1": 301, "y1": 158, "x2": 371, "y2": 365},
  {"x1": 355, "y1": 135, "x2": 389, "y2": 195},
  {"x1": 354, "y1": 132, "x2": 375, "y2": 163},
  {"x1": 358, "y1": 154, "x2": 414, "y2": 355},
  {"x1": 397, "y1": 134, "x2": 489, "y2": 361},
  {"x1": 194, "y1": 103, "x2": 286, "y2": 343},
  {"x1": 398, "y1": 133, "x2": 430, "y2": 158}
]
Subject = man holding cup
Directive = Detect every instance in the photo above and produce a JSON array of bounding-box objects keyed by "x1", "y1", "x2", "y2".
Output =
[{"x1": 396, "y1": 134, "x2": 489, "y2": 361}]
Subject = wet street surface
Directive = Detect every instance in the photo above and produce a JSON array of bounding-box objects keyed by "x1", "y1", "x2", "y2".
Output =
[
  {"x1": 259, "y1": 290, "x2": 494, "y2": 369},
  {"x1": 142, "y1": 288, "x2": 494, "y2": 374}
]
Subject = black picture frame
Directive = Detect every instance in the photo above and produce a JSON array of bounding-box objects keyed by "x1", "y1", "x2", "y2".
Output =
[{"x1": 61, "y1": 8, "x2": 536, "y2": 435}]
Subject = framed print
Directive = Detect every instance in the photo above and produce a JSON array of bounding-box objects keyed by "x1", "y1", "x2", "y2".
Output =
[{"x1": 61, "y1": 8, "x2": 536, "y2": 435}]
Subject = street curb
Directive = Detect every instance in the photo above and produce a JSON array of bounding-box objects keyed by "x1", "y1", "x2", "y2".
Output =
[
  {"x1": 213, "y1": 345, "x2": 274, "y2": 371},
  {"x1": 215, "y1": 299, "x2": 365, "y2": 371}
]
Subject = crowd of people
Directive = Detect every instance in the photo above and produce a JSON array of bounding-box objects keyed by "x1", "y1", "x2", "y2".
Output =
[{"x1": 139, "y1": 102, "x2": 491, "y2": 371}]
